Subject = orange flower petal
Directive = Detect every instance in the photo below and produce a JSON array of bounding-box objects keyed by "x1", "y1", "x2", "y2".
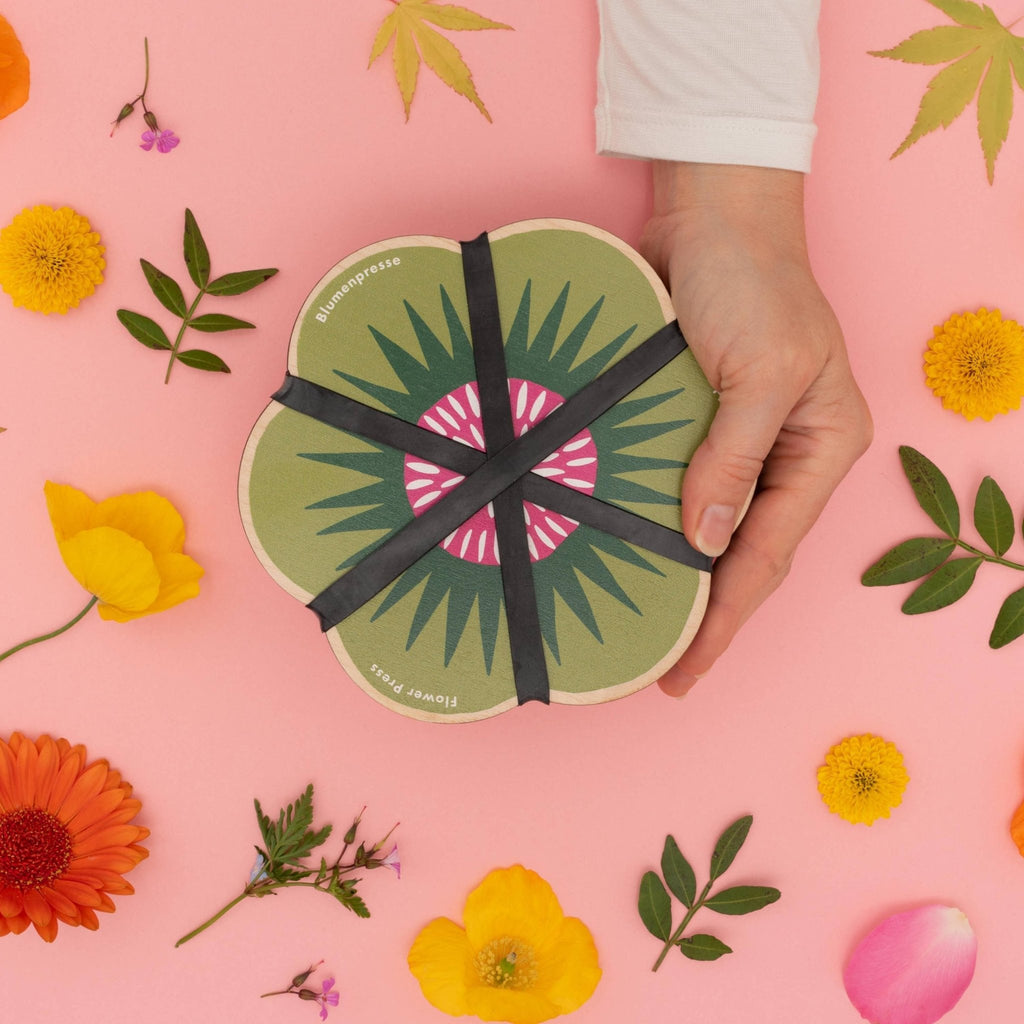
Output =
[
  {"x1": 54, "y1": 761, "x2": 108, "y2": 822},
  {"x1": 69, "y1": 851, "x2": 142, "y2": 874},
  {"x1": 0, "y1": 16, "x2": 29, "y2": 121},
  {"x1": 72, "y1": 824, "x2": 147, "y2": 856},
  {"x1": 0, "y1": 740, "x2": 18, "y2": 811},
  {"x1": 5, "y1": 912, "x2": 30, "y2": 934},
  {"x1": 65, "y1": 786, "x2": 125, "y2": 834},
  {"x1": 0, "y1": 887, "x2": 23, "y2": 916},
  {"x1": 44, "y1": 750, "x2": 84, "y2": 814},
  {"x1": 13, "y1": 733, "x2": 39, "y2": 806},
  {"x1": 32, "y1": 737, "x2": 60, "y2": 808},
  {"x1": 21, "y1": 889, "x2": 52, "y2": 928},
  {"x1": 51, "y1": 879, "x2": 102, "y2": 908},
  {"x1": 75, "y1": 798, "x2": 141, "y2": 836},
  {"x1": 77, "y1": 907, "x2": 99, "y2": 930},
  {"x1": 39, "y1": 885, "x2": 78, "y2": 918},
  {"x1": 32, "y1": 916, "x2": 59, "y2": 942}
]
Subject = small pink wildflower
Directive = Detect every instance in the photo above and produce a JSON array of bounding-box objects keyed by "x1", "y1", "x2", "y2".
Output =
[
  {"x1": 140, "y1": 128, "x2": 179, "y2": 153},
  {"x1": 379, "y1": 844, "x2": 401, "y2": 879},
  {"x1": 317, "y1": 978, "x2": 340, "y2": 1020}
]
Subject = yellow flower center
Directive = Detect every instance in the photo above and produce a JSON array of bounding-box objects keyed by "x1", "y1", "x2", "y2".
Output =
[
  {"x1": 474, "y1": 936, "x2": 539, "y2": 990},
  {"x1": 852, "y1": 765, "x2": 879, "y2": 794},
  {"x1": 958, "y1": 336, "x2": 1007, "y2": 385},
  {"x1": 33, "y1": 235, "x2": 70, "y2": 278},
  {"x1": 0, "y1": 806, "x2": 73, "y2": 889}
]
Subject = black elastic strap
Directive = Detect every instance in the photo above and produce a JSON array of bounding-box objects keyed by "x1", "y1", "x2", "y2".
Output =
[
  {"x1": 273, "y1": 374, "x2": 483, "y2": 474},
  {"x1": 306, "y1": 318, "x2": 694, "y2": 628},
  {"x1": 275, "y1": 373, "x2": 709, "y2": 572},
  {"x1": 461, "y1": 233, "x2": 550, "y2": 705}
]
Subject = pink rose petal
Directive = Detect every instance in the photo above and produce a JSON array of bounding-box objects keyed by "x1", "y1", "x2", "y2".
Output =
[{"x1": 844, "y1": 905, "x2": 977, "y2": 1024}]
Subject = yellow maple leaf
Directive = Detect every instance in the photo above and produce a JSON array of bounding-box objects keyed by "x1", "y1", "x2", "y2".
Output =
[
  {"x1": 871, "y1": 0, "x2": 1024, "y2": 183},
  {"x1": 369, "y1": 0, "x2": 512, "y2": 121}
]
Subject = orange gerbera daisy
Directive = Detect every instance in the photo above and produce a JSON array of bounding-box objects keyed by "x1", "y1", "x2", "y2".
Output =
[{"x1": 0, "y1": 732, "x2": 149, "y2": 941}]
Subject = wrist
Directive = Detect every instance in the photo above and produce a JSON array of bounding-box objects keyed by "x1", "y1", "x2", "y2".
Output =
[{"x1": 645, "y1": 161, "x2": 809, "y2": 272}]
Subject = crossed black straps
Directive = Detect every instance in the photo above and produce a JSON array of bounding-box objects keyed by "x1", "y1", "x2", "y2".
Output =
[{"x1": 272, "y1": 233, "x2": 710, "y2": 706}]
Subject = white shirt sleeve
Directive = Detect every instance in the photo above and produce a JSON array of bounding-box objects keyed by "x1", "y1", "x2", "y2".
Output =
[{"x1": 595, "y1": 0, "x2": 821, "y2": 172}]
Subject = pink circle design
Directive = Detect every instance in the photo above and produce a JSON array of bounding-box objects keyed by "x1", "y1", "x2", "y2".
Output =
[{"x1": 403, "y1": 379, "x2": 598, "y2": 565}]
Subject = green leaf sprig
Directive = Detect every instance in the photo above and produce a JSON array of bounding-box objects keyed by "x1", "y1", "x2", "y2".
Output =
[
  {"x1": 870, "y1": 0, "x2": 1024, "y2": 183},
  {"x1": 863, "y1": 445, "x2": 1024, "y2": 648},
  {"x1": 174, "y1": 784, "x2": 398, "y2": 947},
  {"x1": 117, "y1": 208, "x2": 277, "y2": 383},
  {"x1": 638, "y1": 815, "x2": 780, "y2": 971}
]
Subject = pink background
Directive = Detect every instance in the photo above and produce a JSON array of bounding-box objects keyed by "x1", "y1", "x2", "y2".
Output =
[{"x1": 2, "y1": 1, "x2": 1023, "y2": 1021}]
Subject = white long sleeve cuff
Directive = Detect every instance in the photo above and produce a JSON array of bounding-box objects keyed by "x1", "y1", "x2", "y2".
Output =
[{"x1": 596, "y1": 0, "x2": 821, "y2": 173}]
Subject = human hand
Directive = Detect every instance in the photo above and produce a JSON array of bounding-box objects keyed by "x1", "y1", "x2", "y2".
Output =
[{"x1": 639, "y1": 161, "x2": 872, "y2": 696}]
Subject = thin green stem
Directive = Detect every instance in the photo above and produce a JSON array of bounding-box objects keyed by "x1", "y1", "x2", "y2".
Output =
[
  {"x1": 174, "y1": 890, "x2": 249, "y2": 947},
  {"x1": 652, "y1": 880, "x2": 713, "y2": 971},
  {"x1": 954, "y1": 537, "x2": 1024, "y2": 571},
  {"x1": 0, "y1": 596, "x2": 98, "y2": 665},
  {"x1": 165, "y1": 287, "x2": 207, "y2": 384}
]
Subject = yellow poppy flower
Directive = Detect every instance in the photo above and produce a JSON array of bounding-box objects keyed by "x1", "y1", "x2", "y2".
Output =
[
  {"x1": 44, "y1": 481, "x2": 203, "y2": 621},
  {"x1": 408, "y1": 865, "x2": 601, "y2": 1024},
  {"x1": 0, "y1": 483, "x2": 204, "y2": 666}
]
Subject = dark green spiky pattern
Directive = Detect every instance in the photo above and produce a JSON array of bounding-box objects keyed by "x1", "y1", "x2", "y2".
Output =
[{"x1": 298, "y1": 280, "x2": 692, "y2": 670}]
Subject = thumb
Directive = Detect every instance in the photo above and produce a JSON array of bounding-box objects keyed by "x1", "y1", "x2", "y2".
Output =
[{"x1": 681, "y1": 377, "x2": 792, "y2": 557}]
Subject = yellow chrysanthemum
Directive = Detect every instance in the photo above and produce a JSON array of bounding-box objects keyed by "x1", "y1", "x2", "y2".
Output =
[
  {"x1": 0, "y1": 205, "x2": 105, "y2": 314},
  {"x1": 924, "y1": 308, "x2": 1024, "y2": 420},
  {"x1": 45, "y1": 481, "x2": 203, "y2": 622},
  {"x1": 408, "y1": 866, "x2": 601, "y2": 1024},
  {"x1": 817, "y1": 734, "x2": 909, "y2": 826}
]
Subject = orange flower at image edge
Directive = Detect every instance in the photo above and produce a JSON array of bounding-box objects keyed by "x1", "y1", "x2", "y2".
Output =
[
  {"x1": 0, "y1": 733, "x2": 149, "y2": 941},
  {"x1": 409, "y1": 865, "x2": 601, "y2": 1024},
  {"x1": 0, "y1": 15, "x2": 30, "y2": 120}
]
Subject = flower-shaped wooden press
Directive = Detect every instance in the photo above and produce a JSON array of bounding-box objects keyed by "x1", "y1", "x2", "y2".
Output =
[{"x1": 239, "y1": 220, "x2": 718, "y2": 721}]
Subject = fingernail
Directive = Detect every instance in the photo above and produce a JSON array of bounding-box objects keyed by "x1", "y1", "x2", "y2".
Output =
[
  {"x1": 659, "y1": 671, "x2": 704, "y2": 699},
  {"x1": 695, "y1": 504, "x2": 736, "y2": 557}
]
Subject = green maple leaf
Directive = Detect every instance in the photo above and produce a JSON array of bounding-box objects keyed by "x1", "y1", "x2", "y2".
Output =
[{"x1": 870, "y1": 0, "x2": 1024, "y2": 183}]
